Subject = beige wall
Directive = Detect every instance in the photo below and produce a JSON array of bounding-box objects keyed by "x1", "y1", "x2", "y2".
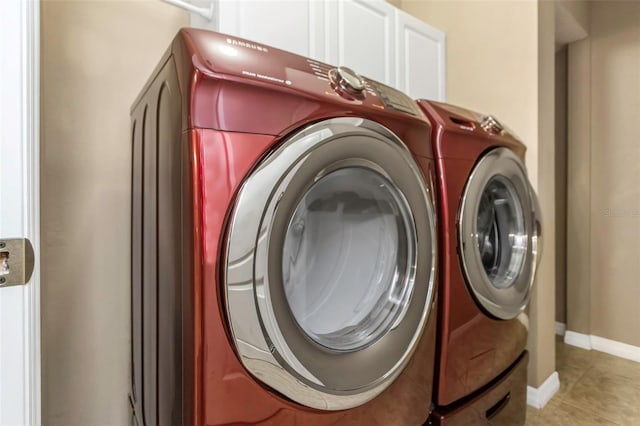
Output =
[
  {"x1": 555, "y1": 0, "x2": 589, "y2": 47},
  {"x1": 558, "y1": 0, "x2": 589, "y2": 35},
  {"x1": 41, "y1": 2, "x2": 188, "y2": 424},
  {"x1": 400, "y1": 0, "x2": 557, "y2": 387},
  {"x1": 555, "y1": 47, "x2": 567, "y2": 324},
  {"x1": 566, "y1": 37, "x2": 592, "y2": 336},
  {"x1": 582, "y1": 1, "x2": 640, "y2": 346},
  {"x1": 555, "y1": 0, "x2": 590, "y2": 324},
  {"x1": 530, "y1": 0, "x2": 557, "y2": 388},
  {"x1": 401, "y1": 0, "x2": 539, "y2": 179},
  {"x1": 567, "y1": 1, "x2": 640, "y2": 346}
]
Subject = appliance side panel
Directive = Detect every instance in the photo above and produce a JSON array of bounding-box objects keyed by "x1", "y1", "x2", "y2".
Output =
[
  {"x1": 180, "y1": 131, "x2": 195, "y2": 426},
  {"x1": 156, "y1": 58, "x2": 184, "y2": 426},
  {"x1": 142, "y1": 79, "x2": 158, "y2": 426},
  {"x1": 131, "y1": 56, "x2": 184, "y2": 426},
  {"x1": 130, "y1": 100, "x2": 144, "y2": 424}
]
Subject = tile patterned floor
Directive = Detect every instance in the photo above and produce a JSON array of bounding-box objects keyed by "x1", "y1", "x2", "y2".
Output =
[{"x1": 525, "y1": 337, "x2": 640, "y2": 425}]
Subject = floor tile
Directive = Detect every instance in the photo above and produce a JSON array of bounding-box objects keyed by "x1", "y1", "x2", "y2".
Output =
[
  {"x1": 529, "y1": 399, "x2": 619, "y2": 426},
  {"x1": 526, "y1": 338, "x2": 640, "y2": 426},
  {"x1": 591, "y1": 350, "x2": 640, "y2": 385},
  {"x1": 554, "y1": 338, "x2": 595, "y2": 401},
  {"x1": 555, "y1": 361, "x2": 589, "y2": 401},
  {"x1": 527, "y1": 338, "x2": 640, "y2": 425},
  {"x1": 563, "y1": 365, "x2": 640, "y2": 424},
  {"x1": 524, "y1": 405, "x2": 539, "y2": 425},
  {"x1": 555, "y1": 339, "x2": 594, "y2": 371}
]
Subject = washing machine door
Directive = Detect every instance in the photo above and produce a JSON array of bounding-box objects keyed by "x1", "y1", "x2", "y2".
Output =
[
  {"x1": 458, "y1": 147, "x2": 542, "y2": 320},
  {"x1": 224, "y1": 117, "x2": 437, "y2": 410}
]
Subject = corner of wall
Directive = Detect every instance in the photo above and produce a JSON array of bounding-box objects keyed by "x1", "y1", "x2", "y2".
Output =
[
  {"x1": 565, "y1": 36, "x2": 591, "y2": 337},
  {"x1": 526, "y1": 0, "x2": 557, "y2": 389}
]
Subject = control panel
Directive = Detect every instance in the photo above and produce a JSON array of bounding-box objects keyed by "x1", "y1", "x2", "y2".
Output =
[{"x1": 189, "y1": 29, "x2": 424, "y2": 119}]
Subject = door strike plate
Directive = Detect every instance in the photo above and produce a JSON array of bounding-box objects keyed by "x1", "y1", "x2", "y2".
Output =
[{"x1": 0, "y1": 238, "x2": 35, "y2": 288}]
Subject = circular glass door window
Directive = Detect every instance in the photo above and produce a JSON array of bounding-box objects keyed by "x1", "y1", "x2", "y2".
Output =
[
  {"x1": 282, "y1": 167, "x2": 415, "y2": 352},
  {"x1": 476, "y1": 175, "x2": 527, "y2": 289}
]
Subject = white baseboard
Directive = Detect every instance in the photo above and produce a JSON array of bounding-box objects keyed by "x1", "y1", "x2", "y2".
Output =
[
  {"x1": 591, "y1": 335, "x2": 640, "y2": 363},
  {"x1": 527, "y1": 371, "x2": 559, "y2": 409},
  {"x1": 563, "y1": 330, "x2": 640, "y2": 363},
  {"x1": 555, "y1": 322, "x2": 566, "y2": 336},
  {"x1": 564, "y1": 330, "x2": 592, "y2": 350}
]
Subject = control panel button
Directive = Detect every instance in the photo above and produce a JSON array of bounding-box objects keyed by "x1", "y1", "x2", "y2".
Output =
[
  {"x1": 480, "y1": 115, "x2": 504, "y2": 134},
  {"x1": 336, "y1": 67, "x2": 365, "y2": 92},
  {"x1": 329, "y1": 66, "x2": 366, "y2": 99}
]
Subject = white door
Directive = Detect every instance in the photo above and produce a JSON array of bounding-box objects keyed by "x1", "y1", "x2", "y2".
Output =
[
  {"x1": 194, "y1": 0, "x2": 326, "y2": 61},
  {"x1": 189, "y1": 0, "x2": 445, "y2": 100},
  {"x1": 0, "y1": 1, "x2": 41, "y2": 425},
  {"x1": 325, "y1": 0, "x2": 396, "y2": 85},
  {"x1": 395, "y1": 9, "x2": 446, "y2": 101}
]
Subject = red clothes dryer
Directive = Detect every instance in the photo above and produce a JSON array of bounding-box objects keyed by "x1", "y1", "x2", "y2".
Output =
[
  {"x1": 416, "y1": 101, "x2": 541, "y2": 425},
  {"x1": 130, "y1": 29, "x2": 440, "y2": 426}
]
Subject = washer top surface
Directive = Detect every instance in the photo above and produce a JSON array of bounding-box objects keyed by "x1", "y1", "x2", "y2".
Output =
[
  {"x1": 132, "y1": 28, "x2": 434, "y2": 160},
  {"x1": 415, "y1": 100, "x2": 526, "y2": 161}
]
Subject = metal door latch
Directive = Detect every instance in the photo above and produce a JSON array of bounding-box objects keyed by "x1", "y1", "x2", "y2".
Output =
[{"x1": 0, "y1": 238, "x2": 35, "y2": 288}]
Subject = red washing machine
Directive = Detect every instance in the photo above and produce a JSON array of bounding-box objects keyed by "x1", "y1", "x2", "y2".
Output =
[
  {"x1": 416, "y1": 101, "x2": 541, "y2": 425},
  {"x1": 129, "y1": 29, "x2": 440, "y2": 426}
]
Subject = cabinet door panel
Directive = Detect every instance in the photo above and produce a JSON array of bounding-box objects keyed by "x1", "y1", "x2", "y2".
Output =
[
  {"x1": 196, "y1": 0, "x2": 324, "y2": 60},
  {"x1": 190, "y1": 1, "x2": 445, "y2": 100},
  {"x1": 396, "y1": 9, "x2": 446, "y2": 101},
  {"x1": 327, "y1": 0, "x2": 396, "y2": 85}
]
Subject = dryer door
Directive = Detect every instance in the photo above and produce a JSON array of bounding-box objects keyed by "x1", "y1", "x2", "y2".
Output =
[
  {"x1": 224, "y1": 118, "x2": 437, "y2": 410},
  {"x1": 458, "y1": 147, "x2": 541, "y2": 320}
]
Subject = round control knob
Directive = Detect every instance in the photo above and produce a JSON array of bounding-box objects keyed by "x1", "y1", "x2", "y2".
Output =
[
  {"x1": 329, "y1": 66, "x2": 366, "y2": 99},
  {"x1": 480, "y1": 115, "x2": 504, "y2": 135}
]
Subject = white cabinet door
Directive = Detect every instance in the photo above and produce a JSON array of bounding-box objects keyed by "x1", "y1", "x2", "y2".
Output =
[
  {"x1": 395, "y1": 9, "x2": 446, "y2": 101},
  {"x1": 189, "y1": 0, "x2": 445, "y2": 100},
  {"x1": 325, "y1": 0, "x2": 396, "y2": 85},
  {"x1": 193, "y1": 0, "x2": 325, "y2": 61}
]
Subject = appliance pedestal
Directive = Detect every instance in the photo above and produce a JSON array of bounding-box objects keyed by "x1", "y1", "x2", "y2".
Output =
[{"x1": 429, "y1": 351, "x2": 528, "y2": 426}]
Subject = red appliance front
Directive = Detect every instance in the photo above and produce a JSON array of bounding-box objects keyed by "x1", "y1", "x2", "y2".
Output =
[
  {"x1": 417, "y1": 100, "x2": 536, "y2": 408},
  {"x1": 194, "y1": 127, "x2": 438, "y2": 425},
  {"x1": 430, "y1": 352, "x2": 529, "y2": 425},
  {"x1": 130, "y1": 29, "x2": 441, "y2": 426}
]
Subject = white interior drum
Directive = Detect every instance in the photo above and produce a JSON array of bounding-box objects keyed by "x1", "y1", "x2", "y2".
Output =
[{"x1": 282, "y1": 167, "x2": 415, "y2": 352}]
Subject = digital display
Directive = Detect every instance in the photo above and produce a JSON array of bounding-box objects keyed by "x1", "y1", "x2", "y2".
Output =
[{"x1": 369, "y1": 81, "x2": 419, "y2": 116}]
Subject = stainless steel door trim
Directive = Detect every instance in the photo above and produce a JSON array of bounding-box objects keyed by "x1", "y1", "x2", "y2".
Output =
[
  {"x1": 270, "y1": 159, "x2": 416, "y2": 352},
  {"x1": 530, "y1": 187, "x2": 543, "y2": 270},
  {"x1": 458, "y1": 147, "x2": 540, "y2": 320},
  {"x1": 224, "y1": 117, "x2": 437, "y2": 410}
]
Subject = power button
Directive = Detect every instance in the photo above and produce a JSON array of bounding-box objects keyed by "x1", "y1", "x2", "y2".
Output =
[{"x1": 329, "y1": 66, "x2": 366, "y2": 100}]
